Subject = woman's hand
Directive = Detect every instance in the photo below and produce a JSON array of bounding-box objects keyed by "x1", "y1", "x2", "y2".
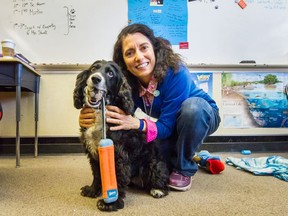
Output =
[
  {"x1": 79, "y1": 107, "x2": 97, "y2": 128},
  {"x1": 106, "y1": 105, "x2": 140, "y2": 131}
]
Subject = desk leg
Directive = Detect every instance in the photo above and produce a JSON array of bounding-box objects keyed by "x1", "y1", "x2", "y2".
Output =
[
  {"x1": 34, "y1": 76, "x2": 40, "y2": 158},
  {"x1": 15, "y1": 63, "x2": 22, "y2": 168},
  {"x1": 34, "y1": 92, "x2": 39, "y2": 157},
  {"x1": 16, "y1": 85, "x2": 21, "y2": 168}
]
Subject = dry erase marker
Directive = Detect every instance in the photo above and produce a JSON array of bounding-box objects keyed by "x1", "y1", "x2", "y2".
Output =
[{"x1": 241, "y1": 150, "x2": 251, "y2": 155}]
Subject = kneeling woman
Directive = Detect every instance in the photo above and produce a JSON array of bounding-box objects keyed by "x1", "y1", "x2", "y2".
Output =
[{"x1": 79, "y1": 23, "x2": 221, "y2": 191}]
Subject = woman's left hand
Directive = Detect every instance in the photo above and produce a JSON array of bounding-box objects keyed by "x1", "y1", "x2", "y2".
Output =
[{"x1": 106, "y1": 105, "x2": 140, "y2": 131}]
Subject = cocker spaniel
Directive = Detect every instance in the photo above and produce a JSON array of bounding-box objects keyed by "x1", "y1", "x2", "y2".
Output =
[{"x1": 73, "y1": 60, "x2": 169, "y2": 211}]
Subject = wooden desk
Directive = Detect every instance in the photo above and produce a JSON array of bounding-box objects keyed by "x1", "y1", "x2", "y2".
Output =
[{"x1": 0, "y1": 58, "x2": 41, "y2": 167}]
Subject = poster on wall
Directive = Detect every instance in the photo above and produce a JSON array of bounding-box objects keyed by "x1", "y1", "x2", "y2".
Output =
[
  {"x1": 128, "y1": 0, "x2": 188, "y2": 45},
  {"x1": 221, "y1": 72, "x2": 288, "y2": 128},
  {"x1": 190, "y1": 72, "x2": 213, "y2": 97}
]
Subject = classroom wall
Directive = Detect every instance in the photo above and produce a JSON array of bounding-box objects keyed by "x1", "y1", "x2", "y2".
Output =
[{"x1": 1, "y1": 65, "x2": 287, "y2": 138}]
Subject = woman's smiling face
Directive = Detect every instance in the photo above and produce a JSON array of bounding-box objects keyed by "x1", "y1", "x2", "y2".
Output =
[{"x1": 122, "y1": 32, "x2": 156, "y2": 86}]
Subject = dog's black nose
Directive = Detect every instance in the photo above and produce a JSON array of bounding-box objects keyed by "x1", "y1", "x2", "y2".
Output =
[{"x1": 91, "y1": 75, "x2": 102, "y2": 84}]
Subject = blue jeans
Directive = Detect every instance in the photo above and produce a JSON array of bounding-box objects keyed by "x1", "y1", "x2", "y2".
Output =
[{"x1": 159, "y1": 97, "x2": 221, "y2": 177}]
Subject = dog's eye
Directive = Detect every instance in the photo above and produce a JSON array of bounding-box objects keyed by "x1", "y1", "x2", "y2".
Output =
[
  {"x1": 95, "y1": 64, "x2": 102, "y2": 69},
  {"x1": 91, "y1": 64, "x2": 101, "y2": 72},
  {"x1": 107, "y1": 71, "x2": 114, "y2": 78},
  {"x1": 91, "y1": 67, "x2": 97, "y2": 72}
]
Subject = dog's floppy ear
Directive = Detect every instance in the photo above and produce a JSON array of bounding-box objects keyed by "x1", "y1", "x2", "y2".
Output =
[
  {"x1": 73, "y1": 70, "x2": 90, "y2": 109},
  {"x1": 118, "y1": 74, "x2": 135, "y2": 115}
]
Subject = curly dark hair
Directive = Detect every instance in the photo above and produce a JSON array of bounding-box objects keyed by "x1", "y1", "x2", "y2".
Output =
[{"x1": 113, "y1": 23, "x2": 183, "y2": 95}]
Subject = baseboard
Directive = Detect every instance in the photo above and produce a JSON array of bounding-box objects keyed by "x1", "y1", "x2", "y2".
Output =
[
  {"x1": 0, "y1": 136, "x2": 287, "y2": 155},
  {"x1": 202, "y1": 135, "x2": 288, "y2": 152},
  {"x1": 0, "y1": 137, "x2": 84, "y2": 155}
]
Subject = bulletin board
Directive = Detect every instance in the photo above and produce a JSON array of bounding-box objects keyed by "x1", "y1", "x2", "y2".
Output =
[{"x1": 0, "y1": 0, "x2": 287, "y2": 65}]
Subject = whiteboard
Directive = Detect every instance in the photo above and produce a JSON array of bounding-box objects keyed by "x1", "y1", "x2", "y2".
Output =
[
  {"x1": 0, "y1": 0, "x2": 288, "y2": 65},
  {"x1": 0, "y1": 0, "x2": 128, "y2": 64},
  {"x1": 177, "y1": 0, "x2": 288, "y2": 64}
]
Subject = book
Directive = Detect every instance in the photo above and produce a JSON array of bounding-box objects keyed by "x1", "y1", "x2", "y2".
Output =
[
  {"x1": 14, "y1": 53, "x2": 31, "y2": 64},
  {"x1": 0, "y1": 53, "x2": 35, "y2": 70},
  {"x1": 15, "y1": 53, "x2": 36, "y2": 69}
]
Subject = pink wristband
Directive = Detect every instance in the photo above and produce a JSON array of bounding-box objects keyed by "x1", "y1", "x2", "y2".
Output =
[{"x1": 143, "y1": 119, "x2": 157, "y2": 143}]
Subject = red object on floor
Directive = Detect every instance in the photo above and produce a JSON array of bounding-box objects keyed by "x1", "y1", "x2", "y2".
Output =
[{"x1": 206, "y1": 159, "x2": 225, "y2": 174}]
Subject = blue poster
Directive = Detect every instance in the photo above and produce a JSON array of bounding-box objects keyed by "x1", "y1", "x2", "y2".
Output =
[
  {"x1": 190, "y1": 72, "x2": 213, "y2": 97},
  {"x1": 128, "y1": 0, "x2": 188, "y2": 45}
]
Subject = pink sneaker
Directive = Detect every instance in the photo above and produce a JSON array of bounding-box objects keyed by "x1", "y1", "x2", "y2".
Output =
[{"x1": 168, "y1": 171, "x2": 192, "y2": 191}]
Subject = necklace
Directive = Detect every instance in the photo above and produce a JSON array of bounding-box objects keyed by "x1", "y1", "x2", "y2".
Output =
[{"x1": 142, "y1": 96, "x2": 154, "y2": 120}]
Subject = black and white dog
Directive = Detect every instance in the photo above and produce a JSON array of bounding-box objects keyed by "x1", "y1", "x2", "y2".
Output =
[{"x1": 73, "y1": 60, "x2": 169, "y2": 211}]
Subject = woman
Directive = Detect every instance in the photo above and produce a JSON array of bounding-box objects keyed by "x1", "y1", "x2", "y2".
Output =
[{"x1": 79, "y1": 23, "x2": 221, "y2": 191}]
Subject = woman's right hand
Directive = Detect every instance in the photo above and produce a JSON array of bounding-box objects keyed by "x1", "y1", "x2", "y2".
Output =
[{"x1": 79, "y1": 107, "x2": 96, "y2": 128}]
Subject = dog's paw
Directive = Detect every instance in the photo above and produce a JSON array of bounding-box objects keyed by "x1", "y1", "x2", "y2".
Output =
[
  {"x1": 81, "y1": 185, "x2": 101, "y2": 198},
  {"x1": 97, "y1": 198, "x2": 124, "y2": 212},
  {"x1": 150, "y1": 188, "x2": 168, "y2": 198}
]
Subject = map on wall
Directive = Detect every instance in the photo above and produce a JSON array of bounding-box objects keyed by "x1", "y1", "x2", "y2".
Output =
[{"x1": 222, "y1": 72, "x2": 288, "y2": 128}]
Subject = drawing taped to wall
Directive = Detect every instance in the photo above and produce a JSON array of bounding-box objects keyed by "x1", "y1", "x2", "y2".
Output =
[{"x1": 222, "y1": 72, "x2": 288, "y2": 128}]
